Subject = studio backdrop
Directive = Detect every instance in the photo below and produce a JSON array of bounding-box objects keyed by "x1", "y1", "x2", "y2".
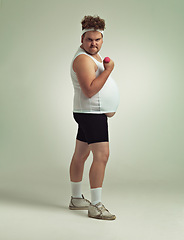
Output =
[{"x1": 0, "y1": 0, "x2": 184, "y2": 199}]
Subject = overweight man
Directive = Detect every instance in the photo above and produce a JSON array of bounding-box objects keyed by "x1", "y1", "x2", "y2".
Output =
[{"x1": 69, "y1": 15, "x2": 119, "y2": 220}]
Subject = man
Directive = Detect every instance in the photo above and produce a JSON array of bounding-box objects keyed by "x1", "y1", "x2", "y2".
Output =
[{"x1": 69, "y1": 15, "x2": 119, "y2": 220}]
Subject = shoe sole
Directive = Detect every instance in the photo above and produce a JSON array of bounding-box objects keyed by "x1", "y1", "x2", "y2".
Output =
[
  {"x1": 69, "y1": 206, "x2": 89, "y2": 210},
  {"x1": 88, "y1": 213, "x2": 116, "y2": 220}
]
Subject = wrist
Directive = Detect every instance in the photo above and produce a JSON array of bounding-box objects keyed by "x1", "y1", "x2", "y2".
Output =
[{"x1": 104, "y1": 68, "x2": 112, "y2": 75}]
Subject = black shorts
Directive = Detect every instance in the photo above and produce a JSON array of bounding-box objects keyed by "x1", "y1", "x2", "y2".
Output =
[{"x1": 73, "y1": 113, "x2": 109, "y2": 145}]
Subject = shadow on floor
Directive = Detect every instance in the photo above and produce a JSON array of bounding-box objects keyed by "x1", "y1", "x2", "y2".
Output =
[{"x1": 0, "y1": 188, "x2": 69, "y2": 211}]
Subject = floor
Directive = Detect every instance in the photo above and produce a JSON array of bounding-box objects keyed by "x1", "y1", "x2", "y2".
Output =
[{"x1": 0, "y1": 181, "x2": 184, "y2": 240}]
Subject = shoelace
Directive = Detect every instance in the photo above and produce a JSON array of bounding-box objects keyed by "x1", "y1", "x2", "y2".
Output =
[
  {"x1": 85, "y1": 199, "x2": 91, "y2": 203},
  {"x1": 81, "y1": 195, "x2": 90, "y2": 203},
  {"x1": 98, "y1": 204, "x2": 109, "y2": 213}
]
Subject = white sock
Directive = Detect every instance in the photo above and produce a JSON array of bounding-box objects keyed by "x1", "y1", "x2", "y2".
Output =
[
  {"x1": 90, "y1": 187, "x2": 102, "y2": 205},
  {"x1": 71, "y1": 181, "x2": 83, "y2": 198}
]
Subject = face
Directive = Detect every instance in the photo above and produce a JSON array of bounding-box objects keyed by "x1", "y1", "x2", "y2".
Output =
[{"x1": 81, "y1": 31, "x2": 103, "y2": 55}]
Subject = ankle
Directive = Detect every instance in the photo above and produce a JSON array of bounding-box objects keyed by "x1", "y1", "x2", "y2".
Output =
[
  {"x1": 90, "y1": 187, "x2": 102, "y2": 205},
  {"x1": 71, "y1": 181, "x2": 83, "y2": 198}
]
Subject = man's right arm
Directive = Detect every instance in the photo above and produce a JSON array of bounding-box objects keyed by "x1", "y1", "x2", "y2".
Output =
[{"x1": 73, "y1": 55, "x2": 114, "y2": 98}]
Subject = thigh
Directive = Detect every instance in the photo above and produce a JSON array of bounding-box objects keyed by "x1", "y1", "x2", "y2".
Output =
[
  {"x1": 73, "y1": 113, "x2": 109, "y2": 145},
  {"x1": 73, "y1": 139, "x2": 91, "y2": 160}
]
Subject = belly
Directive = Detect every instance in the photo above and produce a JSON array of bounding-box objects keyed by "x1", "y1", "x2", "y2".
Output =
[
  {"x1": 99, "y1": 76, "x2": 119, "y2": 113},
  {"x1": 105, "y1": 112, "x2": 116, "y2": 117}
]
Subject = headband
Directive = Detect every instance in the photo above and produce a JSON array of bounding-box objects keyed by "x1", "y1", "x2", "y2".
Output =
[{"x1": 82, "y1": 28, "x2": 104, "y2": 35}]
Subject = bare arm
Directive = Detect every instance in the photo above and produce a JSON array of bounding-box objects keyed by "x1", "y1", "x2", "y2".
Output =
[{"x1": 73, "y1": 54, "x2": 114, "y2": 98}]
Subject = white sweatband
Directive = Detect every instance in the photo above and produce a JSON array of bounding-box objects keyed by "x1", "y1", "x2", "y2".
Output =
[{"x1": 82, "y1": 28, "x2": 104, "y2": 35}]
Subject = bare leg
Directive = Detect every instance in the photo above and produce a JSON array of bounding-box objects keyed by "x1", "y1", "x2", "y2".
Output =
[
  {"x1": 89, "y1": 142, "x2": 109, "y2": 188},
  {"x1": 70, "y1": 140, "x2": 90, "y2": 182}
]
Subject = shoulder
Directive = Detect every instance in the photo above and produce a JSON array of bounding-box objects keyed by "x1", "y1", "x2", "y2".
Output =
[
  {"x1": 73, "y1": 54, "x2": 96, "y2": 72},
  {"x1": 74, "y1": 54, "x2": 94, "y2": 64}
]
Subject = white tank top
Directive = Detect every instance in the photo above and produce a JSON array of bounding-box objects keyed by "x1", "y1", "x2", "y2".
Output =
[{"x1": 71, "y1": 47, "x2": 119, "y2": 113}]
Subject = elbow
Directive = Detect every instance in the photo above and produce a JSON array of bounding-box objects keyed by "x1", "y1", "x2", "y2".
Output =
[
  {"x1": 83, "y1": 89, "x2": 94, "y2": 98},
  {"x1": 85, "y1": 92, "x2": 93, "y2": 98},
  {"x1": 86, "y1": 92, "x2": 93, "y2": 98}
]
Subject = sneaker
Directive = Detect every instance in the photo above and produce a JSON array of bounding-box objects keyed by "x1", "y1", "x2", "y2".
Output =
[
  {"x1": 69, "y1": 194, "x2": 91, "y2": 210},
  {"x1": 88, "y1": 202, "x2": 116, "y2": 220}
]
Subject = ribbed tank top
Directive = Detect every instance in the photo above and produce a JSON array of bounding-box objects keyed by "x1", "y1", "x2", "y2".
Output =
[{"x1": 71, "y1": 47, "x2": 119, "y2": 114}]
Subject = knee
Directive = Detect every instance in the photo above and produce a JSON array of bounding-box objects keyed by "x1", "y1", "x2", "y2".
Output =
[
  {"x1": 94, "y1": 149, "x2": 109, "y2": 165},
  {"x1": 103, "y1": 150, "x2": 109, "y2": 164},
  {"x1": 73, "y1": 151, "x2": 90, "y2": 164}
]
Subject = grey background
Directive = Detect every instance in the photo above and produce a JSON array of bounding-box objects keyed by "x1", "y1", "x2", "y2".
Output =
[{"x1": 0, "y1": 0, "x2": 184, "y2": 239}]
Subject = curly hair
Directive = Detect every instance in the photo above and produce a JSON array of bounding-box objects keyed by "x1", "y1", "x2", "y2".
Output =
[{"x1": 81, "y1": 15, "x2": 105, "y2": 30}]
